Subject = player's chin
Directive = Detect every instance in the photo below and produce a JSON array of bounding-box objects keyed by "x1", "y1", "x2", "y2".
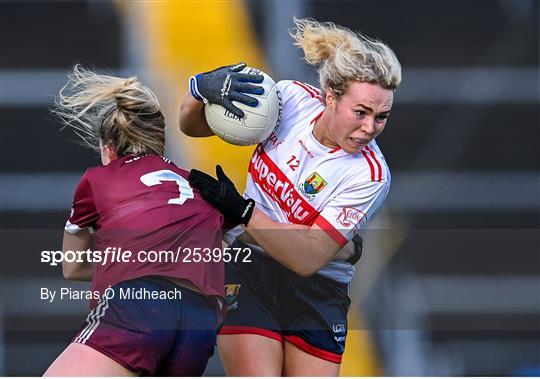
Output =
[{"x1": 343, "y1": 140, "x2": 366, "y2": 154}]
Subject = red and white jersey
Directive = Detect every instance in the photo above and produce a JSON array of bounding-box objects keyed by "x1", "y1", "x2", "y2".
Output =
[{"x1": 236, "y1": 80, "x2": 391, "y2": 283}]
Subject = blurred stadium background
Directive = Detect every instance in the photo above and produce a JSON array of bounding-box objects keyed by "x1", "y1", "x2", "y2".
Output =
[{"x1": 0, "y1": 0, "x2": 538, "y2": 376}]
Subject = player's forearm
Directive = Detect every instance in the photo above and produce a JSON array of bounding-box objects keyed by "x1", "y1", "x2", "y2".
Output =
[
  {"x1": 335, "y1": 240, "x2": 355, "y2": 261},
  {"x1": 238, "y1": 222, "x2": 354, "y2": 261},
  {"x1": 178, "y1": 92, "x2": 215, "y2": 137},
  {"x1": 61, "y1": 230, "x2": 95, "y2": 281},
  {"x1": 62, "y1": 262, "x2": 96, "y2": 282},
  {"x1": 244, "y1": 209, "x2": 338, "y2": 277}
]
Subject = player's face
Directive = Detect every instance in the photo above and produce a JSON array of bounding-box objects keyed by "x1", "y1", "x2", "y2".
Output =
[{"x1": 328, "y1": 82, "x2": 393, "y2": 154}]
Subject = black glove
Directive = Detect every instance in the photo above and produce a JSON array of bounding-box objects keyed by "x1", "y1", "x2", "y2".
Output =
[
  {"x1": 346, "y1": 235, "x2": 364, "y2": 265},
  {"x1": 189, "y1": 62, "x2": 264, "y2": 118},
  {"x1": 188, "y1": 165, "x2": 255, "y2": 226}
]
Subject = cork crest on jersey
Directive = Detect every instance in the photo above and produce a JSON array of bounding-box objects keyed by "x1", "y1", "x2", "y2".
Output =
[{"x1": 298, "y1": 171, "x2": 328, "y2": 201}]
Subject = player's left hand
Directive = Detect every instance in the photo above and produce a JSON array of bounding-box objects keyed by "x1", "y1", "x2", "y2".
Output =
[
  {"x1": 189, "y1": 165, "x2": 255, "y2": 226},
  {"x1": 189, "y1": 62, "x2": 264, "y2": 118}
]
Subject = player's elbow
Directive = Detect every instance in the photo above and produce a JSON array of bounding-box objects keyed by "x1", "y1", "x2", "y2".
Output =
[
  {"x1": 291, "y1": 262, "x2": 322, "y2": 278},
  {"x1": 62, "y1": 264, "x2": 82, "y2": 280},
  {"x1": 178, "y1": 94, "x2": 215, "y2": 137},
  {"x1": 297, "y1": 268, "x2": 317, "y2": 278},
  {"x1": 178, "y1": 106, "x2": 193, "y2": 136},
  {"x1": 294, "y1": 246, "x2": 336, "y2": 277},
  {"x1": 62, "y1": 262, "x2": 92, "y2": 281},
  {"x1": 298, "y1": 251, "x2": 339, "y2": 277},
  {"x1": 178, "y1": 108, "x2": 211, "y2": 137},
  {"x1": 62, "y1": 267, "x2": 77, "y2": 280}
]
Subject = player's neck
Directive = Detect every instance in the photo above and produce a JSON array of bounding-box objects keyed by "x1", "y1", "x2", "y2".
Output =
[{"x1": 312, "y1": 110, "x2": 339, "y2": 150}]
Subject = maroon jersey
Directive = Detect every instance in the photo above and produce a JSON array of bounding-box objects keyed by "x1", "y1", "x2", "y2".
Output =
[{"x1": 65, "y1": 155, "x2": 224, "y2": 307}]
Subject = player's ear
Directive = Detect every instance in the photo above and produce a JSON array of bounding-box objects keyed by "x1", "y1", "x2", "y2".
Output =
[
  {"x1": 106, "y1": 144, "x2": 118, "y2": 160},
  {"x1": 101, "y1": 143, "x2": 118, "y2": 165},
  {"x1": 325, "y1": 88, "x2": 335, "y2": 110}
]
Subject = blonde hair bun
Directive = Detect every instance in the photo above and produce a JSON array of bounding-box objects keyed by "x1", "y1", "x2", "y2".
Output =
[
  {"x1": 53, "y1": 65, "x2": 165, "y2": 156},
  {"x1": 291, "y1": 17, "x2": 401, "y2": 95}
]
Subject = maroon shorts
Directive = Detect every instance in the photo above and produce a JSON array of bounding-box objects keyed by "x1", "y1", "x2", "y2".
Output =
[{"x1": 73, "y1": 276, "x2": 218, "y2": 376}]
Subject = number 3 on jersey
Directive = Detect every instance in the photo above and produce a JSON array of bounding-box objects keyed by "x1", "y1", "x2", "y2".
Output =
[{"x1": 140, "y1": 170, "x2": 194, "y2": 205}]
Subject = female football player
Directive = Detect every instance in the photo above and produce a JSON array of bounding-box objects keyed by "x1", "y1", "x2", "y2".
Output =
[
  {"x1": 44, "y1": 65, "x2": 259, "y2": 376},
  {"x1": 180, "y1": 18, "x2": 401, "y2": 376}
]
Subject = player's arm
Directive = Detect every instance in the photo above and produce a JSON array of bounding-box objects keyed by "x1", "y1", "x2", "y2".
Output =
[
  {"x1": 62, "y1": 230, "x2": 96, "y2": 281},
  {"x1": 64, "y1": 171, "x2": 99, "y2": 281},
  {"x1": 179, "y1": 92, "x2": 214, "y2": 137},
  {"x1": 179, "y1": 62, "x2": 263, "y2": 137},
  {"x1": 243, "y1": 209, "x2": 363, "y2": 274},
  {"x1": 189, "y1": 166, "x2": 354, "y2": 277},
  {"x1": 225, "y1": 212, "x2": 341, "y2": 276},
  {"x1": 190, "y1": 166, "x2": 378, "y2": 275},
  {"x1": 237, "y1": 228, "x2": 360, "y2": 264},
  {"x1": 244, "y1": 209, "x2": 340, "y2": 277}
]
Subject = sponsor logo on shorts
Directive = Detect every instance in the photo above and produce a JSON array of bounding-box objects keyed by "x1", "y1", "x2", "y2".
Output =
[
  {"x1": 332, "y1": 323, "x2": 347, "y2": 343},
  {"x1": 336, "y1": 207, "x2": 367, "y2": 230},
  {"x1": 225, "y1": 284, "x2": 241, "y2": 311}
]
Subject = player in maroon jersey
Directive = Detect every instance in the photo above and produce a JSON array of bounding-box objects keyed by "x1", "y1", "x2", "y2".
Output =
[{"x1": 42, "y1": 65, "x2": 260, "y2": 376}]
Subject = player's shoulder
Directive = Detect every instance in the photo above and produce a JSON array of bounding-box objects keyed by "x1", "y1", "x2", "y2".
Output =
[
  {"x1": 346, "y1": 141, "x2": 391, "y2": 186},
  {"x1": 277, "y1": 79, "x2": 322, "y2": 104},
  {"x1": 275, "y1": 80, "x2": 323, "y2": 123},
  {"x1": 81, "y1": 155, "x2": 126, "y2": 181},
  {"x1": 81, "y1": 163, "x2": 105, "y2": 183},
  {"x1": 84, "y1": 155, "x2": 184, "y2": 182}
]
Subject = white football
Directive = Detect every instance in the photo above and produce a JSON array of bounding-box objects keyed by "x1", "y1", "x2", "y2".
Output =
[{"x1": 204, "y1": 67, "x2": 282, "y2": 146}]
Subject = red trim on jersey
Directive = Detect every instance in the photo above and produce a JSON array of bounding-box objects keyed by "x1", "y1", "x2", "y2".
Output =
[
  {"x1": 283, "y1": 335, "x2": 343, "y2": 363},
  {"x1": 361, "y1": 149, "x2": 376, "y2": 182},
  {"x1": 310, "y1": 110, "x2": 323, "y2": 125},
  {"x1": 303, "y1": 82, "x2": 321, "y2": 95},
  {"x1": 329, "y1": 146, "x2": 342, "y2": 153},
  {"x1": 293, "y1": 80, "x2": 317, "y2": 98},
  {"x1": 219, "y1": 326, "x2": 283, "y2": 342},
  {"x1": 249, "y1": 145, "x2": 320, "y2": 225},
  {"x1": 365, "y1": 146, "x2": 383, "y2": 182},
  {"x1": 314, "y1": 216, "x2": 348, "y2": 247}
]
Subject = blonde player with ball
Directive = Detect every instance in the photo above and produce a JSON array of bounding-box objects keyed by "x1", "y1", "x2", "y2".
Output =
[{"x1": 180, "y1": 18, "x2": 401, "y2": 376}]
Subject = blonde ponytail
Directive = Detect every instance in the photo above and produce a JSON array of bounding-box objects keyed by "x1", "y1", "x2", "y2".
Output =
[
  {"x1": 53, "y1": 65, "x2": 165, "y2": 156},
  {"x1": 291, "y1": 17, "x2": 401, "y2": 95}
]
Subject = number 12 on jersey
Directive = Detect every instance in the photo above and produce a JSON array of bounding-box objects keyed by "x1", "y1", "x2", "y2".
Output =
[{"x1": 287, "y1": 155, "x2": 300, "y2": 171}]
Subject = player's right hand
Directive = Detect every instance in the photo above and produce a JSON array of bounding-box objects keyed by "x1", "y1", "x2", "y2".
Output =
[
  {"x1": 189, "y1": 165, "x2": 255, "y2": 226},
  {"x1": 189, "y1": 62, "x2": 264, "y2": 118}
]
